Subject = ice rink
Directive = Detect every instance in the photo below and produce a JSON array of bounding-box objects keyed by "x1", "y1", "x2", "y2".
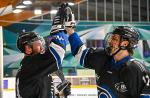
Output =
[
  {"x1": 3, "y1": 87, "x2": 98, "y2": 98},
  {"x1": 3, "y1": 77, "x2": 98, "y2": 98}
]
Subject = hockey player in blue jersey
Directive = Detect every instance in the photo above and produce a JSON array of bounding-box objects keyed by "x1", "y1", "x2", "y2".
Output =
[{"x1": 64, "y1": 6, "x2": 150, "y2": 98}]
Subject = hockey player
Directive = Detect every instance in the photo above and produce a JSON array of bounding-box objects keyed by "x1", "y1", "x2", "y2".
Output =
[
  {"x1": 15, "y1": 3, "x2": 71, "y2": 98},
  {"x1": 64, "y1": 6, "x2": 150, "y2": 98}
]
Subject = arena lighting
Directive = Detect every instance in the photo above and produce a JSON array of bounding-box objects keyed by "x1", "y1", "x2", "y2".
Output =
[
  {"x1": 13, "y1": 9, "x2": 23, "y2": 13},
  {"x1": 34, "y1": 9, "x2": 42, "y2": 15},
  {"x1": 16, "y1": 4, "x2": 26, "y2": 8},
  {"x1": 50, "y1": 10, "x2": 58, "y2": 14},
  {"x1": 23, "y1": 0, "x2": 32, "y2": 5},
  {"x1": 68, "y1": 2, "x2": 75, "y2": 6}
]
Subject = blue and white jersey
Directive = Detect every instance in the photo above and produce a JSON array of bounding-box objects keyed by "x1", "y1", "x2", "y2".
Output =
[
  {"x1": 47, "y1": 31, "x2": 68, "y2": 69},
  {"x1": 68, "y1": 32, "x2": 150, "y2": 98},
  {"x1": 48, "y1": 42, "x2": 65, "y2": 69}
]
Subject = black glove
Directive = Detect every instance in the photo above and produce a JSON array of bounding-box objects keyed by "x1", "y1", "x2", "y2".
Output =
[
  {"x1": 50, "y1": 3, "x2": 70, "y2": 34},
  {"x1": 63, "y1": 81, "x2": 71, "y2": 97},
  {"x1": 57, "y1": 80, "x2": 71, "y2": 97},
  {"x1": 63, "y1": 3, "x2": 76, "y2": 28}
]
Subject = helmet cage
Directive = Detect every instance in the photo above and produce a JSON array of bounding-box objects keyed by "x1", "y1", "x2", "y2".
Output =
[{"x1": 104, "y1": 26, "x2": 139, "y2": 56}]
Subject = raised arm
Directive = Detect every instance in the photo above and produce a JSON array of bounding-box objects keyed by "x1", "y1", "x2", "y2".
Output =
[
  {"x1": 64, "y1": 5, "x2": 109, "y2": 71},
  {"x1": 66, "y1": 27, "x2": 109, "y2": 72},
  {"x1": 47, "y1": 4, "x2": 71, "y2": 97}
]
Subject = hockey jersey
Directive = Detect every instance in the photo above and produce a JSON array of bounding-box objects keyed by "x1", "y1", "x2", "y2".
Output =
[{"x1": 69, "y1": 32, "x2": 150, "y2": 98}]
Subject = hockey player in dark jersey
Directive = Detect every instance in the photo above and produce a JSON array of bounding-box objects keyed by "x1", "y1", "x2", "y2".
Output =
[
  {"x1": 15, "y1": 3, "x2": 71, "y2": 98},
  {"x1": 64, "y1": 6, "x2": 150, "y2": 98}
]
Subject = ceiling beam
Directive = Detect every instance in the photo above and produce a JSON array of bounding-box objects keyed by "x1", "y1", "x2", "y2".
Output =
[
  {"x1": 0, "y1": 0, "x2": 84, "y2": 27},
  {"x1": 0, "y1": 0, "x2": 20, "y2": 8},
  {"x1": 0, "y1": 10, "x2": 38, "y2": 26}
]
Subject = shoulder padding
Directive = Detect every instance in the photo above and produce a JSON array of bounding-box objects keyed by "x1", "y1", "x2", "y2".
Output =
[{"x1": 127, "y1": 59, "x2": 147, "y2": 73}]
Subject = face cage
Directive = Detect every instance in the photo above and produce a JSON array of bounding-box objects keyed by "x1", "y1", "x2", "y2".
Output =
[
  {"x1": 104, "y1": 33, "x2": 125, "y2": 56},
  {"x1": 104, "y1": 33, "x2": 139, "y2": 56},
  {"x1": 104, "y1": 33, "x2": 114, "y2": 56}
]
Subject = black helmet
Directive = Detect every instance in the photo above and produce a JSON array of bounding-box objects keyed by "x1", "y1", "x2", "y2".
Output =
[
  {"x1": 112, "y1": 26, "x2": 139, "y2": 48},
  {"x1": 17, "y1": 32, "x2": 45, "y2": 53},
  {"x1": 104, "y1": 26, "x2": 140, "y2": 55}
]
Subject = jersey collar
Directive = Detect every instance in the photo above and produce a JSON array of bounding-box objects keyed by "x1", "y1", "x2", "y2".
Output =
[{"x1": 111, "y1": 55, "x2": 131, "y2": 69}]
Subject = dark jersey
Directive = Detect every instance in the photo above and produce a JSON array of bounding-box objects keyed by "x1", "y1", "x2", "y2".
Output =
[
  {"x1": 84, "y1": 48, "x2": 150, "y2": 98},
  {"x1": 16, "y1": 31, "x2": 67, "y2": 98},
  {"x1": 69, "y1": 32, "x2": 150, "y2": 98},
  {"x1": 16, "y1": 49, "x2": 56, "y2": 98}
]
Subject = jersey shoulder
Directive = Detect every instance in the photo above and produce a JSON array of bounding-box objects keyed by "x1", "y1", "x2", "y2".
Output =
[{"x1": 126, "y1": 59, "x2": 148, "y2": 73}]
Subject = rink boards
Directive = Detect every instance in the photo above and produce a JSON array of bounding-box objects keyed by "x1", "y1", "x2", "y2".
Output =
[{"x1": 3, "y1": 76, "x2": 98, "y2": 98}]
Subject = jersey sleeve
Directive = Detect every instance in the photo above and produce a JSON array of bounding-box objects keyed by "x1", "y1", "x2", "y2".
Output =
[
  {"x1": 47, "y1": 31, "x2": 68, "y2": 68},
  {"x1": 68, "y1": 32, "x2": 108, "y2": 71}
]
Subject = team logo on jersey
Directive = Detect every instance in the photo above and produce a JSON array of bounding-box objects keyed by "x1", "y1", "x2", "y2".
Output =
[
  {"x1": 115, "y1": 82, "x2": 127, "y2": 93},
  {"x1": 54, "y1": 35, "x2": 65, "y2": 41}
]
